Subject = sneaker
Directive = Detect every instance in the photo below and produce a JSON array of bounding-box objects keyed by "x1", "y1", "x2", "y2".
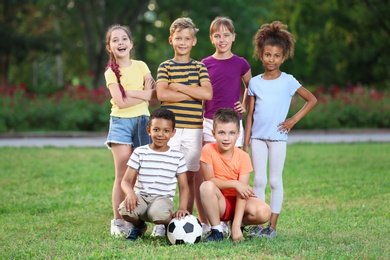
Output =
[
  {"x1": 111, "y1": 219, "x2": 133, "y2": 237},
  {"x1": 201, "y1": 223, "x2": 211, "y2": 237},
  {"x1": 261, "y1": 226, "x2": 277, "y2": 239},
  {"x1": 220, "y1": 221, "x2": 229, "y2": 235},
  {"x1": 126, "y1": 221, "x2": 147, "y2": 241},
  {"x1": 204, "y1": 228, "x2": 224, "y2": 242},
  {"x1": 151, "y1": 224, "x2": 166, "y2": 237},
  {"x1": 247, "y1": 225, "x2": 263, "y2": 238}
]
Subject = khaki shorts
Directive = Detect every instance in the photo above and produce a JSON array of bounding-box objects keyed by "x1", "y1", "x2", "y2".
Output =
[
  {"x1": 119, "y1": 194, "x2": 173, "y2": 223},
  {"x1": 203, "y1": 118, "x2": 244, "y2": 147}
]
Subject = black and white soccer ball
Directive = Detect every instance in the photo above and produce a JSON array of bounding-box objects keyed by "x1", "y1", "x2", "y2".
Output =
[{"x1": 167, "y1": 214, "x2": 202, "y2": 245}]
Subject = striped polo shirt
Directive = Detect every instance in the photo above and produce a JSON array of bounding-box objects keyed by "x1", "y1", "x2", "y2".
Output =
[
  {"x1": 128, "y1": 145, "x2": 188, "y2": 198},
  {"x1": 157, "y1": 59, "x2": 210, "y2": 128}
]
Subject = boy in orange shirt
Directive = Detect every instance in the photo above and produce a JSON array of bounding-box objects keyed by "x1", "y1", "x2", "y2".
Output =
[{"x1": 200, "y1": 108, "x2": 271, "y2": 242}]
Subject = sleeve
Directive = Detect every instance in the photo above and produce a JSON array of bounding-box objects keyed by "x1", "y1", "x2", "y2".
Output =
[
  {"x1": 200, "y1": 143, "x2": 213, "y2": 165},
  {"x1": 104, "y1": 68, "x2": 118, "y2": 88},
  {"x1": 240, "y1": 57, "x2": 251, "y2": 76},
  {"x1": 138, "y1": 60, "x2": 151, "y2": 77},
  {"x1": 127, "y1": 148, "x2": 141, "y2": 170},
  {"x1": 176, "y1": 153, "x2": 188, "y2": 175},
  {"x1": 156, "y1": 61, "x2": 169, "y2": 83},
  {"x1": 198, "y1": 62, "x2": 210, "y2": 83},
  {"x1": 239, "y1": 151, "x2": 253, "y2": 174},
  {"x1": 288, "y1": 74, "x2": 301, "y2": 96},
  {"x1": 248, "y1": 78, "x2": 255, "y2": 96}
]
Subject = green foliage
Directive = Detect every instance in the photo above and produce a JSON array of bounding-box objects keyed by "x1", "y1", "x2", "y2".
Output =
[
  {"x1": 0, "y1": 85, "x2": 111, "y2": 132},
  {"x1": 289, "y1": 87, "x2": 390, "y2": 129},
  {"x1": 3, "y1": 0, "x2": 390, "y2": 90},
  {"x1": 0, "y1": 143, "x2": 389, "y2": 259}
]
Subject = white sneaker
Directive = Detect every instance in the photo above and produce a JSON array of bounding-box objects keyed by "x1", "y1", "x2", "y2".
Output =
[
  {"x1": 201, "y1": 223, "x2": 211, "y2": 237},
  {"x1": 151, "y1": 224, "x2": 166, "y2": 237},
  {"x1": 111, "y1": 219, "x2": 133, "y2": 237},
  {"x1": 220, "y1": 221, "x2": 229, "y2": 235}
]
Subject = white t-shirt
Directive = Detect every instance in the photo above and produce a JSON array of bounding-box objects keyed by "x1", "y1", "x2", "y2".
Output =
[
  {"x1": 128, "y1": 145, "x2": 187, "y2": 198},
  {"x1": 248, "y1": 72, "x2": 301, "y2": 141}
]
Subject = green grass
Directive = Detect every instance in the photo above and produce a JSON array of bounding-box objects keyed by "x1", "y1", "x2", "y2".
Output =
[{"x1": 0, "y1": 143, "x2": 389, "y2": 259}]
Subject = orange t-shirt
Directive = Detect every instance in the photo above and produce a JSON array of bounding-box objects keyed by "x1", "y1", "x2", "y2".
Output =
[{"x1": 200, "y1": 143, "x2": 253, "y2": 197}]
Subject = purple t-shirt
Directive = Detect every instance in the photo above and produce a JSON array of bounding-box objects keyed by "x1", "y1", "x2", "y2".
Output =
[{"x1": 201, "y1": 54, "x2": 250, "y2": 119}]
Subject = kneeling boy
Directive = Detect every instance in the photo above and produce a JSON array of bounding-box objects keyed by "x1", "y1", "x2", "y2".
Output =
[
  {"x1": 119, "y1": 108, "x2": 189, "y2": 241},
  {"x1": 200, "y1": 108, "x2": 271, "y2": 242}
]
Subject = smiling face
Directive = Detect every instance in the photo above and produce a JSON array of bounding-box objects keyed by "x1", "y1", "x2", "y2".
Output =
[
  {"x1": 106, "y1": 28, "x2": 133, "y2": 60},
  {"x1": 212, "y1": 122, "x2": 239, "y2": 154},
  {"x1": 210, "y1": 25, "x2": 235, "y2": 55},
  {"x1": 261, "y1": 45, "x2": 285, "y2": 72},
  {"x1": 169, "y1": 28, "x2": 197, "y2": 57},
  {"x1": 147, "y1": 118, "x2": 176, "y2": 152}
]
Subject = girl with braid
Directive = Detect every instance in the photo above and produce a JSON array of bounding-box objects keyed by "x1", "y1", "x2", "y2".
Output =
[
  {"x1": 104, "y1": 24, "x2": 156, "y2": 236},
  {"x1": 244, "y1": 21, "x2": 317, "y2": 238}
]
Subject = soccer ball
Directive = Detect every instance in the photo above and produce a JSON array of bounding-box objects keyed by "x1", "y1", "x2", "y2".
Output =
[{"x1": 167, "y1": 214, "x2": 202, "y2": 245}]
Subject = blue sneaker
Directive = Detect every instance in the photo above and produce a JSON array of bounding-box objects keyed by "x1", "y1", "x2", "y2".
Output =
[
  {"x1": 204, "y1": 228, "x2": 224, "y2": 242},
  {"x1": 125, "y1": 221, "x2": 147, "y2": 241}
]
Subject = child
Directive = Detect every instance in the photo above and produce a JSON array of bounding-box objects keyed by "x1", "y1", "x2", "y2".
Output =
[
  {"x1": 119, "y1": 108, "x2": 190, "y2": 241},
  {"x1": 104, "y1": 24, "x2": 156, "y2": 236},
  {"x1": 155, "y1": 17, "x2": 213, "y2": 237},
  {"x1": 200, "y1": 108, "x2": 271, "y2": 242},
  {"x1": 201, "y1": 16, "x2": 252, "y2": 146},
  {"x1": 244, "y1": 21, "x2": 318, "y2": 238},
  {"x1": 197, "y1": 16, "x2": 252, "y2": 234}
]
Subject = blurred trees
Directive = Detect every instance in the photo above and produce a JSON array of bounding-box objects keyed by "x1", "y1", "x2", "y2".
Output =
[{"x1": 1, "y1": 0, "x2": 389, "y2": 91}]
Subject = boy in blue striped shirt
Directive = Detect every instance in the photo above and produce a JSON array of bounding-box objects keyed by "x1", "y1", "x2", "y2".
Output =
[{"x1": 155, "y1": 17, "x2": 213, "y2": 237}]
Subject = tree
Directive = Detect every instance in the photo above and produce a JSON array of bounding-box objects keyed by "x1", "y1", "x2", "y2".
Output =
[{"x1": 0, "y1": 0, "x2": 57, "y2": 88}]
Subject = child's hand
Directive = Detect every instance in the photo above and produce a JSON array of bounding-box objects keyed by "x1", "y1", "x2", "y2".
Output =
[
  {"x1": 231, "y1": 225, "x2": 244, "y2": 242},
  {"x1": 278, "y1": 117, "x2": 296, "y2": 134},
  {"x1": 234, "y1": 101, "x2": 246, "y2": 114},
  {"x1": 124, "y1": 191, "x2": 139, "y2": 213},
  {"x1": 235, "y1": 182, "x2": 254, "y2": 199},
  {"x1": 173, "y1": 209, "x2": 189, "y2": 220},
  {"x1": 144, "y1": 77, "x2": 155, "y2": 89}
]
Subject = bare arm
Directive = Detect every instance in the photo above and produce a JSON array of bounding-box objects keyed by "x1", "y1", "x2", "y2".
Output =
[
  {"x1": 234, "y1": 69, "x2": 252, "y2": 114},
  {"x1": 121, "y1": 167, "x2": 139, "y2": 213},
  {"x1": 108, "y1": 83, "x2": 144, "y2": 109},
  {"x1": 156, "y1": 81, "x2": 194, "y2": 102},
  {"x1": 231, "y1": 173, "x2": 251, "y2": 242},
  {"x1": 278, "y1": 86, "x2": 318, "y2": 133},
  {"x1": 168, "y1": 81, "x2": 213, "y2": 101},
  {"x1": 243, "y1": 96, "x2": 255, "y2": 152},
  {"x1": 174, "y1": 172, "x2": 190, "y2": 219},
  {"x1": 201, "y1": 162, "x2": 253, "y2": 197},
  {"x1": 125, "y1": 73, "x2": 157, "y2": 101}
]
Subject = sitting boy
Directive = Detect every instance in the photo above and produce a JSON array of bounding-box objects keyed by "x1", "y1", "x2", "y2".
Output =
[
  {"x1": 119, "y1": 108, "x2": 190, "y2": 241},
  {"x1": 200, "y1": 108, "x2": 271, "y2": 242}
]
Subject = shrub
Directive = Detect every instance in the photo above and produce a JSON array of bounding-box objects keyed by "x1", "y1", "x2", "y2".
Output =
[{"x1": 0, "y1": 83, "x2": 389, "y2": 133}]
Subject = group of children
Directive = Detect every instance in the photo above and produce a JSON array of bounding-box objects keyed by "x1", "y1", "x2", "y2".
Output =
[{"x1": 104, "y1": 16, "x2": 317, "y2": 243}]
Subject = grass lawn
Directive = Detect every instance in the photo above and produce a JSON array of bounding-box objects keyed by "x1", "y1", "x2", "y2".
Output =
[{"x1": 0, "y1": 143, "x2": 389, "y2": 259}]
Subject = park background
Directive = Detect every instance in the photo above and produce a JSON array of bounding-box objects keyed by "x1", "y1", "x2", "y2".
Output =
[
  {"x1": 1, "y1": 0, "x2": 389, "y2": 133},
  {"x1": 1, "y1": 1, "x2": 389, "y2": 259}
]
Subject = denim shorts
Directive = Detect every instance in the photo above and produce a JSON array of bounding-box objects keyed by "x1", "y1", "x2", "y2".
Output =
[{"x1": 105, "y1": 115, "x2": 151, "y2": 149}]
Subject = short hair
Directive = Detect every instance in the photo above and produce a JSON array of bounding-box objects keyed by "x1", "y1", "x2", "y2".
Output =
[
  {"x1": 149, "y1": 108, "x2": 176, "y2": 129},
  {"x1": 213, "y1": 108, "x2": 240, "y2": 130},
  {"x1": 210, "y1": 16, "x2": 235, "y2": 35},
  {"x1": 169, "y1": 17, "x2": 199, "y2": 36}
]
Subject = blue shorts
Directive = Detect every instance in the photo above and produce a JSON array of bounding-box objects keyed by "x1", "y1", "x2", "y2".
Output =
[{"x1": 105, "y1": 115, "x2": 151, "y2": 149}]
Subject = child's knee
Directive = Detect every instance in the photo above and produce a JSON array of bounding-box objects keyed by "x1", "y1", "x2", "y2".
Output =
[
  {"x1": 200, "y1": 180, "x2": 215, "y2": 194},
  {"x1": 148, "y1": 207, "x2": 172, "y2": 223}
]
